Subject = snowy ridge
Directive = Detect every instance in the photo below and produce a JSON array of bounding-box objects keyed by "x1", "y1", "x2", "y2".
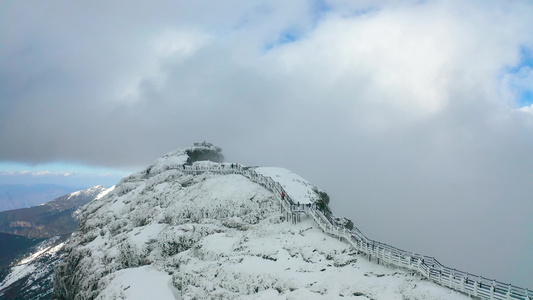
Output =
[
  {"x1": 179, "y1": 164, "x2": 531, "y2": 300},
  {"x1": 94, "y1": 186, "x2": 115, "y2": 201},
  {"x1": 66, "y1": 186, "x2": 106, "y2": 201}
]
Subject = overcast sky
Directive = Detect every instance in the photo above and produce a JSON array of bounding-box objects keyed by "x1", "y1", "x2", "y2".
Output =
[{"x1": 1, "y1": 0, "x2": 532, "y2": 288}]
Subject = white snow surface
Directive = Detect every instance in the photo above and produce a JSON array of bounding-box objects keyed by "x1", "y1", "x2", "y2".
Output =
[
  {"x1": 55, "y1": 149, "x2": 468, "y2": 299},
  {"x1": 95, "y1": 185, "x2": 115, "y2": 201},
  {"x1": 97, "y1": 266, "x2": 179, "y2": 300},
  {"x1": 17, "y1": 242, "x2": 63, "y2": 266},
  {"x1": 255, "y1": 167, "x2": 318, "y2": 204},
  {"x1": 67, "y1": 185, "x2": 107, "y2": 201}
]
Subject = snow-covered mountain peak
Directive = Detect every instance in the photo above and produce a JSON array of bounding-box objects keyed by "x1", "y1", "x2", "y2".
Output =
[
  {"x1": 45, "y1": 185, "x2": 108, "y2": 211},
  {"x1": 66, "y1": 185, "x2": 107, "y2": 201},
  {"x1": 54, "y1": 147, "x2": 468, "y2": 299}
]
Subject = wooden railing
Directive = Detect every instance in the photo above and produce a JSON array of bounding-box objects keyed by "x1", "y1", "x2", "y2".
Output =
[{"x1": 177, "y1": 164, "x2": 531, "y2": 300}]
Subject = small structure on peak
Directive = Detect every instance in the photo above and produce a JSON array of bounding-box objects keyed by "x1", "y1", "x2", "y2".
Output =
[
  {"x1": 193, "y1": 141, "x2": 222, "y2": 152},
  {"x1": 187, "y1": 142, "x2": 224, "y2": 164}
]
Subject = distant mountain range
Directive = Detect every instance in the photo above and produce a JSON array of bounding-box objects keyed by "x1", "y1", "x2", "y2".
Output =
[
  {"x1": 0, "y1": 185, "x2": 81, "y2": 212},
  {"x1": 0, "y1": 186, "x2": 109, "y2": 239},
  {"x1": 0, "y1": 186, "x2": 113, "y2": 299}
]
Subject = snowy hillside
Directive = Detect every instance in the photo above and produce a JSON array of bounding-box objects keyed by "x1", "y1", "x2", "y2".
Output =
[
  {"x1": 54, "y1": 146, "x2": 468, "y2": 299},
  {"x1": 0, "y1": 235, "x2": 68, "y2": 299}
]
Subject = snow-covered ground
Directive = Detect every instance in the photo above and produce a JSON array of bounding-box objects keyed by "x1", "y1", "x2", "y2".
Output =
[
  {"x1": 173, "y1": 216, "x2": 467, "y2": 299},
  {"x1": 54, "y1": 148, "x2": 469, "y2": 299},
  {"x1": 98, "y1": 266, "x2": 180, "y2": 300},
  {"x1": 255, "y1": 167, "x2": 318, "y2": 205}
]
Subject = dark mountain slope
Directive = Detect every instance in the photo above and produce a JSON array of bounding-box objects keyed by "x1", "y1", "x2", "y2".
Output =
[
  {"x1": 0, "y1": 235, "x2": 68, "y2": 300},
  {"x1": 0, "y1": 186, "x2": 108, "y2": 239},
  {"x1": 0, "y1": 233, "x2": 43, "y2": 275}
]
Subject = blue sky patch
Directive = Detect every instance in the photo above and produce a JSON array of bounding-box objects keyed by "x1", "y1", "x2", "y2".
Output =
[
  {"x1": 519, "y1": 47, "x2": 533, "y2": 67},
  {"x1": 504, "y1": 46, "x2": 533, "y2": 107},
  {"x1": 263, "y1": 0, "x2": 331, "y2": 52},
  {"x1": 507, "y1": 47, "x2": 533, "y2": 73},
  {"x1": 264, "y1": 29, "x2": 303, "y2": 51},
  {"x1": 0, "y1": 161, "x2": 130, "y2": 175},
  {"x1": 0, "y1": 161, "x2": 131, "y2": 187},
  {"x1": 517, "y1": 90, "x2": 533, "y2": 107},
  {"x1": 310, "y1": 0, "x2": 331, "y2": 23}
]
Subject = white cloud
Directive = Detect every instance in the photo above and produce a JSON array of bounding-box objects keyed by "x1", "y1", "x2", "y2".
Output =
[
  {"x1": 153, "y1": 29, "x2": 210, "y2": 59},
  {"x1": 518, "y1": 103, "x2": 533, "y2": 114},
  {"x1": 263, "y1": 11, "x2": 456, "y2": 115},
  {"x1": 115, "y1": 29, "x2": 213, "y2": 105}
]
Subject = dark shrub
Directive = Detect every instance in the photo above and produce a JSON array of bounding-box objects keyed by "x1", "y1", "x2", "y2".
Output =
[{"x1": 314, "y1": 189, "x2": 332, "y2": 217}]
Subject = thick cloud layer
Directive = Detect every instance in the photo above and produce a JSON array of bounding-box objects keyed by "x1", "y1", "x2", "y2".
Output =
[{"x1": 1, "y1": 0, "x2": 533, "y2": 287}]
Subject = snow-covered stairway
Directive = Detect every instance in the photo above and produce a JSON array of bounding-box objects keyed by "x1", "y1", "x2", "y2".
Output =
[{"x1": 180, "y1": 163, "x2": 531, "y2": 300}]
